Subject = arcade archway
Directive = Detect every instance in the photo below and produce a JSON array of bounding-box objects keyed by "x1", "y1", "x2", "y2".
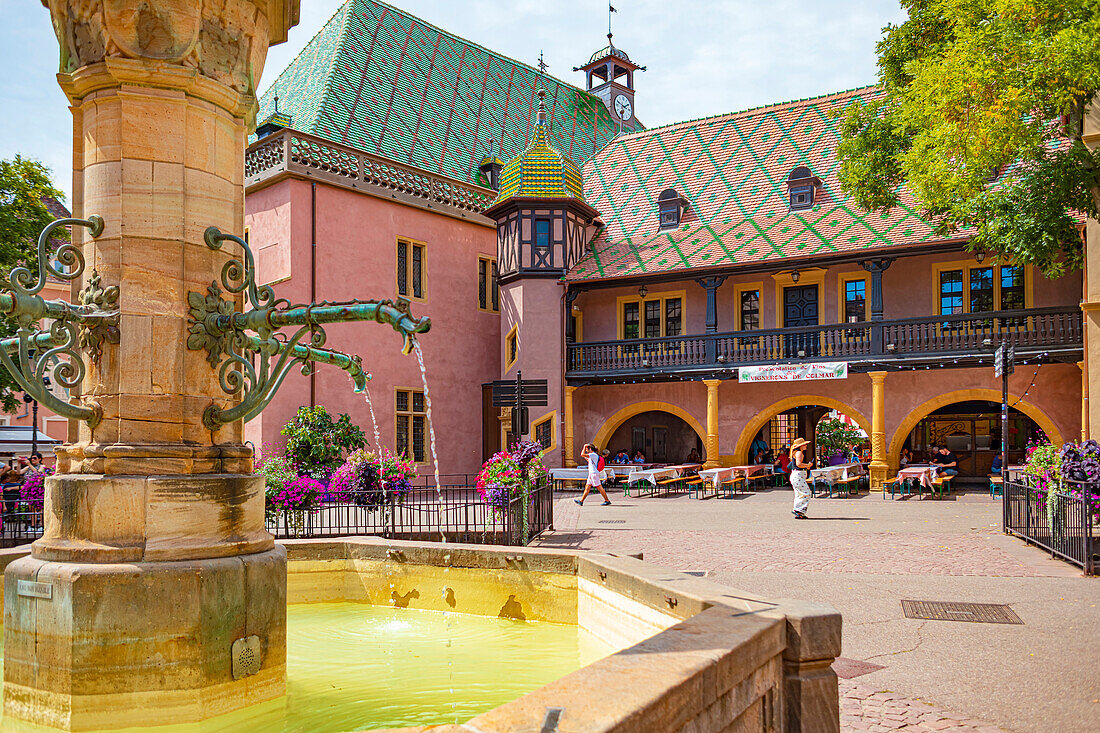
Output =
[
  {"x1": 592, "y1": 401, "x2": 707, "y2": 461},
  {"x1": 734, "y1": 396, "x2": 871, "y2": 464}
]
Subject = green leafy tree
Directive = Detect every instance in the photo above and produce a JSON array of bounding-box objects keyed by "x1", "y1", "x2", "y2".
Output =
[
  {"x1": 0, "y1": 157, "x2": 67, "y2": 411},
  {"x1": 816, "y1": 417, "x2": 866, "y2": 456},
  {"x1": 837, "y1": 1, "x2": 1100, "y2": 277},
  {"x1": 280, "y1": 405, "x2": 366, "y2": 481}
]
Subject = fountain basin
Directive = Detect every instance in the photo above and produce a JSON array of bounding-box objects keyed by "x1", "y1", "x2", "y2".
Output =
[{"x1": 0, "y1": 538, "x2": 841, "y2": 732}]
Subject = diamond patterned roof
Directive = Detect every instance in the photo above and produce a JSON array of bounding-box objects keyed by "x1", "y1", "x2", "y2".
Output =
[
  {"x1": 569, "y1": 86, "x2": 941, "y2": 282},
  {"x1": 257, "y1": 0, "x2": 621, "y2": 186}
]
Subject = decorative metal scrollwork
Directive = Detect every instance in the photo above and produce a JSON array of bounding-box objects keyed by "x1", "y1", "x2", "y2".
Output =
[
  {"x1": 187, "y1": 226, "x2": 431, "y2": 431},
  {"x1": 0, "y1": 215, "x2": 118, "y2": 427}
]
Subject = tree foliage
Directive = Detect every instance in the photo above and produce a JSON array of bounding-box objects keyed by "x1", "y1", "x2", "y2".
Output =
[
  {"x1": 0, "y1": 157, "x2": 67, "y2": 412},
  {"x1": 815, "y1": 417, "x2": 866, "y2": 455},
  {"x1": 837, "y1": 0, "x2": 1100, "y2": 276},
  {"x1": 280, "y1": 405, "x2": 367, "y2": 482}
]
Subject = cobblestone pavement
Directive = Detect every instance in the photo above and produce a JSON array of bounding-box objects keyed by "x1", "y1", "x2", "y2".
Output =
[
  {"x1": 537, "y1": 489, "x2": 1098, "y2": 732},
  {"x1": 839, "y1": 680, "x2": 1006, "y2": 732},
  {"x1": 543, "y1": 526, "x2": 1040, "y2": 577}
]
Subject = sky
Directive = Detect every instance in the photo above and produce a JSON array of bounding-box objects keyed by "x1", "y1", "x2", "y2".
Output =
[{"x1": 0, "y1": 1, "x2": 906, "y2": 203}]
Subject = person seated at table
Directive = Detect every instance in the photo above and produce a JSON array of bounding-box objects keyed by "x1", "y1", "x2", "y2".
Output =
[
  {"x1": 611, "y1": 449, "x2": 631, "y2": 465},
  {"x1": 632, "y1": 450, "x2": 646, "y2": 464},
  {"x1": 753, "y1": 448, "x2": 767, "y2": 465},
  {"x1": 682, "y1": 447, "x2": 699, "y2": 464},
  {"x1": 749, "y1": 434, "x2": 769, "y2": 461},
  {"x1": 991, "y1": 452, "x2": 1003, "y2": 476},
  {"x1": 774, "y1": 447, "x2": 790, "y2": 474},
  {"x1": 931, "y1": 446, "x2": 958, "y2": 476},
  {"x1": 899, "y1": 447, "x2": 912, "y2": 469}
]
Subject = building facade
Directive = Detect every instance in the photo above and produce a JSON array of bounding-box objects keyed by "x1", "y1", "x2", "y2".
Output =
[{"x1": 243, "y1": 0, "x2": 1084, "y2": 485}]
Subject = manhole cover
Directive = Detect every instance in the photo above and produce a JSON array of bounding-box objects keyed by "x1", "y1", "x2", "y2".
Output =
[
  {"x1": 597, "y1": 520, "x2": 626, "y2": 524},
  {"x1": 901, "y1": 600, "x2": 1022, "y2": 625}
]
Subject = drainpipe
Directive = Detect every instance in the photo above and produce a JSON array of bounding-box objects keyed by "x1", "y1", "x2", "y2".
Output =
[
  {"x1": 310, "y1": 182, "x2": 317, "y2": 407},
  {"x1": 560, "y1": 284, "x2": 568, "y2": 466}
]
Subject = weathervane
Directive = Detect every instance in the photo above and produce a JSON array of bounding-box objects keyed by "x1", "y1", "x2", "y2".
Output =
[
  {"x1": 537, "y1": 50, "x2": 549, "y2": 75},
  {"x1": 608, "y1": 2, "x2": 617, "y2": 43}
]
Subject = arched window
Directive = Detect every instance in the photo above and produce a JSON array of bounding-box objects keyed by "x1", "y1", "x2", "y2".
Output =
[
  {"x1": 786, "y1": 166, "x2": 819, "y2": 211},
  {"x1": 657, "y1": 188, "x2": 686, "y2": 229}
]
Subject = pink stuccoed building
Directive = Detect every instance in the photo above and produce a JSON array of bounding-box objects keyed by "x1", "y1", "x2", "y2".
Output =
[{"x1": 243, "y1": 0, "x2": 1085, "y2": 487}]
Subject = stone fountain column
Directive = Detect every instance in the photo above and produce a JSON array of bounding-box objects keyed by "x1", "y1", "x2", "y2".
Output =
[{"x1": 3, "y1": 2, "x2": 300, "y2": 730}]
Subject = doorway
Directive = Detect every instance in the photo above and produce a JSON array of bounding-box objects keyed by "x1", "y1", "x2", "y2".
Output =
[{"x1": 783, "y1": 284, "x2": 819, "y2": 357}]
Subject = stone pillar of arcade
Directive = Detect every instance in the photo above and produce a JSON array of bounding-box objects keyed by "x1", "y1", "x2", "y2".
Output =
[
  {"x1": 3, "y1": 2, "x2": 300, "y2": 730},
  {"x1": 869, "y1": 371, "x2": 888, "y2": 490}
]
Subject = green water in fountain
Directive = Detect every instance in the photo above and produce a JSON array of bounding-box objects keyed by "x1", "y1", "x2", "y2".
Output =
[{"x1": 0, "y1": 602, "x2": 612, "y2": 732}]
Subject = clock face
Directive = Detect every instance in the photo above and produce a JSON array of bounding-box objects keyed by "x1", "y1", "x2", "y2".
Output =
[{"x1": 614, "y1": 94, "x2": 633, "y2": 122}]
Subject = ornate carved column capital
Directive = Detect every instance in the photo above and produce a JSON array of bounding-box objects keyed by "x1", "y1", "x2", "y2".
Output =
[{"x1": 41, "y1": 0, "x2": 299, "y2": 101}]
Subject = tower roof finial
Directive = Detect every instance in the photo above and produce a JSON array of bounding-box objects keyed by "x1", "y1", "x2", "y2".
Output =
[
  {"x1": 537, "y1": 50, "x2": 549, "y2": 75},
  {"x1": 608, "y1": 3, "x2": 617, "y2": 43},
  {"x1": 536, "y1": 88, "x2": 547, "y2": 126}
]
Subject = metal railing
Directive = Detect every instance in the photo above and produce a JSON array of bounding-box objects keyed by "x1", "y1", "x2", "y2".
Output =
[
  {"x1": 567, "y1": 306, "x2": 1081, "y2": 377},
  {"x1": 246, "y1": 128, "x2": 497, "y2": 216},
  {"x1": 1003, "y1": 478, "x2": 1097, "y2": 575},
  {"x1": 0, "y1": 505, "x2": 43, "y2": 548},
  {"x1": 267, "y1": 479, "x2": 553, "y2": 546}
]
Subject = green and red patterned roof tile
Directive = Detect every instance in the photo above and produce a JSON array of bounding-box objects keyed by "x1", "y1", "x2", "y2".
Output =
[
  {"x1": 258, "y1": 0, "x2": 621, "y2": 187},
  {"x1": 569, "y1": 86, "x2": 942, "y2": 281}
]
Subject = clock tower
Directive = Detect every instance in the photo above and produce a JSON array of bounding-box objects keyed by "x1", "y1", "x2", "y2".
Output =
[{"x1": 575, "y1": 32, "x2": 644, "y2": 133}]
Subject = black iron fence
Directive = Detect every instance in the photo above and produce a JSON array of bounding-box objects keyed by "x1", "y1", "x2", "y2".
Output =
[
  {"x1": 1004, "y1": 479, "x2": 1097, "y2": 575},
  {"x1": 267, "y1": 479, "x2": 553, "y2": 546},
  {"x1": 0, "y1": 505, "x2": 43, "y2": 548}
]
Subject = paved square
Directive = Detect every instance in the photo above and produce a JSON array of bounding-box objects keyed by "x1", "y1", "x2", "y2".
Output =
[{"x1": 537, "y1": 487, "x2": 1100, "y2": 733}]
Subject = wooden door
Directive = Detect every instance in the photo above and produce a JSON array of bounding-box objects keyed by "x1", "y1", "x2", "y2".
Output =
[
  {"x1": 631, "y1": 427, "x2": 646, "y2": 456},
  {"x1": 482, "y1": 384, "x2": 498, "y2": 462},
  {"x1": 653, "y1": 427, "x2": 668, "y2": 462},
  {"x1": 784, "y1": 285, "x2": 820, "y2": 357}
]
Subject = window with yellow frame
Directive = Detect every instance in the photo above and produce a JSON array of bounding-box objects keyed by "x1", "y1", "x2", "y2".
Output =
[
  {"x1": 396, "y1": 238, "x2": 426, "y2": 301},
  {"x1": 395, "y1": 387, "x2": 428, "y2": 464},
  {"x1": 616, "y1": 290, "x2": 686, "y2": 339},
  {"x1": 531, "y1": 410, "x2": 557, "y2": 452},
  {"x1": 478, "y1": 256, "x2": 499, "y2": 312},
  {"x1": 504, "y1": 323, "x2": 518, "y2": 371},
  {"x1": 732, "y1": 282, "x2": 764, "y2": 330},
  {"x1": 932, "y1": 260, "x2": 1029, "y2": 315},
  {"x1": 838, "y1": 273, "x2": 870, "y2": 323}
]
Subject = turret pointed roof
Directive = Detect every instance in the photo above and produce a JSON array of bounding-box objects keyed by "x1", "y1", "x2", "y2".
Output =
[
  {"x1": 256, "y1": 0, "x2": 621, "y2": 187},
  {"x1": 493, "y1": 90, "x2": 587, "y2": 203}
]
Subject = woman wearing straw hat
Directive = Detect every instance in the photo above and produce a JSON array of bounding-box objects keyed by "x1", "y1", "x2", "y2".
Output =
[{"x1": 789, "y1": 437, "x2": 814, "y2": 519}]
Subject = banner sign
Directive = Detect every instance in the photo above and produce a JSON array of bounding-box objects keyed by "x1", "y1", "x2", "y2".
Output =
[{"x1": 738, "y1": 362, "x2": 848, "y2": 383}]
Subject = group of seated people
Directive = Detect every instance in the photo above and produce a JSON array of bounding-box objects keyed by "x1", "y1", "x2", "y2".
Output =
[
  {"x1": 607, "y1": 447, "x2": 706, "y2": 466},
  {"x1": 898, "y1": 445, "x2": 964, "y2": 476}
]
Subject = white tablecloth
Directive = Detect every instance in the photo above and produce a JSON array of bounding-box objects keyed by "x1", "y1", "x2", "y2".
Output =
[
  {"x1": 627, "y1": 467, "x2": 680, "y2": 486},
  {"x1": 897, "y1": 465, "x2": 936, "y2": 488},
  {"x1": 698, "y1": 465, "x2": 768, "y2": 487},
  {"x1": 549, "y1": 467, "x2": 612, "y2": 482},
  {"x1": 810, "y1": 463, "x2": 863, "y2": 485}
]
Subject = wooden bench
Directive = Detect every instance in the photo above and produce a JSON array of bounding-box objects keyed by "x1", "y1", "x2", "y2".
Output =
[
  {"x1": 684, "y1": 477, "x2": 710, "y2": 499},
  {"x1": 656, "y1": 476, "x2": 685, "y2": 496},
  {"x1": 931, "y1": 475, "x2": 953, "y2": 498},
  {"x1": 988, "y1": 475, "x2": 1003, "y2": 496},
  {"x1": 834, "y1": 476, "x2": 862, "y2": 497},
  {"x1": 718, "y1": 475, "x2": 746, "y2": 499}
]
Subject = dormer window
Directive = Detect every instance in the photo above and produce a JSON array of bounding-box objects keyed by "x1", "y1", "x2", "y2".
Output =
[
  {"x1": 657, "y1": 188, "x2": 686, "y2": 230},
  {"x1": 786, "y1": 166, "x2": 820, "y2": 211}
]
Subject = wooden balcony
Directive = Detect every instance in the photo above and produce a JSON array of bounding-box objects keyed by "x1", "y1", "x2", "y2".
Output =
[{"x1": 566, "y1": 307, "x2": 1083, "y2": 382}]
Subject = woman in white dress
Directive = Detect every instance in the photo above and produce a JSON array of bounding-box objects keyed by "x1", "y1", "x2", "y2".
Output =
[
  {"x1": 574, "y1": 443, "x2": 611, "y2": 506},
  {"x1": 789, "y1": 437, "x2": 814, "y2": 519}
]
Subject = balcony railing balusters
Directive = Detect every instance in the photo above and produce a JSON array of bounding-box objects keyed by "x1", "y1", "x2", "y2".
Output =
[{"x1": 567, "y1": 307, "x2": 1081, "y2": 377}]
